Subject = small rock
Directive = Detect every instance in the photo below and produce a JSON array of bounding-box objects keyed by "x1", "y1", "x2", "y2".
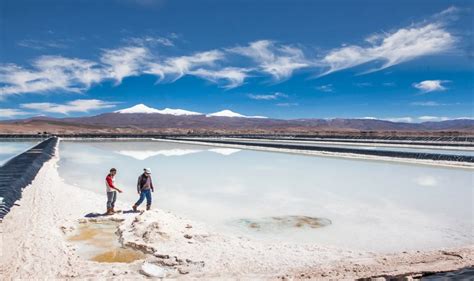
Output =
[
  {"x1": 185, "y1": 224, "x2": 192, "y2": 228},
  {"x1": 155, "y1": 254, "x2": 170, "y2": 259},
  {"x1": 178, "y1": 268, "x2": 190, "y2": 274},
  {"x1": 184, "y1": 234, "x2": 192, "y2": 239},
  {"x1": 140, "y1": 262, "x2": 166, "y2": 278}
]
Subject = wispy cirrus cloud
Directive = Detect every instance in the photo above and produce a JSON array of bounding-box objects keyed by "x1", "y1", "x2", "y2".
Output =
[
  {"x1": 0, "y1": 108, "x2": 31, "y2": 118},
  {"x1": 0, "y1": 7, "x2": 463, "y2": 97},
  {"x1": 410, "y1": 101, "x2": 446, "y2": 106},
  {"x1": 316, "y1": 84, "x2": 334, "y2": 93},
  {"x1": 20, "y1": 99, "x2": 117, "y2": 114},
  {"x1": 0, "y1": 56, "x2": 106, "y2": 97},
  {"x1": 412, "y1": 80, "x2": 449, "y2": 93},
  {"x1": 17, "y1": 39, "x2": 69, "y2": 50},
  {"x1": 276, "y1": 102, "x2": 298, "y2": 107},
  {"x1": 100, "y1": 46, "x2": 150, "y2": 84},
  {"x1": 146, "y1": 50, "x2": 248, "y2": 88},
  {"x1": 146, "y1": 50, "x2": 225, "y2": 82},
  {"x1": 248, "y1": 92, "x2": 288, "y2": 100},
  {"x1": 361, "y1": 115, "x2": 471, "y2": 123},
  {"x1": 418, "y1": 116, "x2": 451, "y2": 122},
  {"x1": 319, "y1": 7, "x2": 458, "y2": 76},
  {"x1": 229, "y1": 40, "x2": 310, "y2": 81},
  {"x1": 125, "y1": 35, "x2": 174, "y2": 47},
  {"x1": 189, "y1": 67, "x2": 249, "y2": 89},
  {"x1": 385, "y1": 117, "x2": 415, "y2": 123}
]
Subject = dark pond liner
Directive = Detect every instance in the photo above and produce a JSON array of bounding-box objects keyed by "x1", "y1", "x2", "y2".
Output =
[
  {"x1": 358, "y1": 266, "x2": 474, "y2": 280},
  {"x1": 177, "y1": 139, "x2": 474, "y2": 163},
  {"x1": 0, "y1": 137, "x2": 58, "y2": 220}
]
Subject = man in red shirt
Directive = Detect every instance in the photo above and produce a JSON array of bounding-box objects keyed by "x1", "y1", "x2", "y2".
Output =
[{"x1": 105, "y1": 168, "x2": 122, "y2": 215}]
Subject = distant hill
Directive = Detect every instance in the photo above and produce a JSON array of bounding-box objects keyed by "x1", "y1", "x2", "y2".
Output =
[{"x1": 1, "y1": 104, "x2": 473, "y2": 136}]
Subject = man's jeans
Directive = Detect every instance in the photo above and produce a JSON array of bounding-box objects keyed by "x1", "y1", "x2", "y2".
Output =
[
  {"x1": 106, "y1": 191, "x2": 117, "y2": 209},
  {"x1": 135, "y1": 189, "x2": 152, "y2": 207}
]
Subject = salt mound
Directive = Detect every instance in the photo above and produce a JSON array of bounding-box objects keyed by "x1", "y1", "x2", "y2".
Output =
[{"x1": 141, "y1": 262, "x2": 166, "y2": 278}]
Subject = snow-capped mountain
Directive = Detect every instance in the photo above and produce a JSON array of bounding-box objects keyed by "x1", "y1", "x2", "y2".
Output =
[
  {"x1": 207, "y1": 109, "x2": 267, "y2": 119},
  {"x1": 115, "y1": 104, "x2": 159, "y2": 114},
  {"x1": 156, "y1": 108, "x2": 202, "y2": 116},
  {"x1": 115, "y1": 104, "x2": 202, "y2": 116},
  {"x1": 116, "y1": 105, "x2": 266, "y2": 118}
]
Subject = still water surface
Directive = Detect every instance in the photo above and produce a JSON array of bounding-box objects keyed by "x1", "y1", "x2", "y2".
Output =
[
  {"x1": 58, "y1": 140, "x2": 473, "y2": 252},
  {"x1": 0, "y1": 140, "x2": 38, "y2": 166}
]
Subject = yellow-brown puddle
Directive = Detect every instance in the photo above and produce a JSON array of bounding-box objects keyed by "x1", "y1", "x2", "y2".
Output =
[{"x1": 67, "y1": 220, "x2": 145, "y2": 263}]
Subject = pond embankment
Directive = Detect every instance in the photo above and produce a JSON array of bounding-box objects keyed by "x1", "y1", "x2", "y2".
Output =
[
  {"x1": 0, "y1": 137, "x2": 57, "y2": 219},
  {"x1": 165, "y1": 137, "x2": 474, "y2": 168}
]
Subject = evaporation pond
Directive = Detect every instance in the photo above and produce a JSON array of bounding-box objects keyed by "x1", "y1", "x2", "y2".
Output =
[
  {"x1": 58, "y1": 140, "x2": 474, "y2": 253},
  {"x1": 0, "y1": 140, "x2": 39, "y2": 166}
]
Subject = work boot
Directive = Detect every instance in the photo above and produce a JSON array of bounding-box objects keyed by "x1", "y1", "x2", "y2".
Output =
[
  {"x1": 111, "y1": 207, "x2": 115, "y2": 214},
  {"x1": 132, "y1": 205, "x2": 137, "y2": 212},
  {"x1": 106, "y1": 208, "x2": 113, "y2": 215},
  {"x1": 146, "y1": 205, "x2": 151, "y2": 211}
]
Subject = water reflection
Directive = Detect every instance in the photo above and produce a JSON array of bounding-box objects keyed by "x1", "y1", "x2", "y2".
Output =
[
  {"x1": 58, "y1": 140, "x2": 473, "y2": 252},
  {"x1": 0, "y1": 141, "x2": 38, "y2": 166}
]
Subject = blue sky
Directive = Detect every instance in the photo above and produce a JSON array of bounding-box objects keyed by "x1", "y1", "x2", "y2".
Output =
[{"x1": 0, "y1": 0, "x2": 473, "y2": 121}]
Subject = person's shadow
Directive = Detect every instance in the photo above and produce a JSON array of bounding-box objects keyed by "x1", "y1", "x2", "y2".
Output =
[{"x1": 84, "y1": 212, "x2": 108, "y2": 218}]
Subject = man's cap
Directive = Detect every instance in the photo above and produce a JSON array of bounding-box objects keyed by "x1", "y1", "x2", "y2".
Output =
[{"x1": 144, "y1": 168, "x2": 151, "y2": 174}]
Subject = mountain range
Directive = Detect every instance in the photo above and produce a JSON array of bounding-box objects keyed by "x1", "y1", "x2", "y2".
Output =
[{"x1": 1, "y1": 104, "x2": 473, "y2": 135}]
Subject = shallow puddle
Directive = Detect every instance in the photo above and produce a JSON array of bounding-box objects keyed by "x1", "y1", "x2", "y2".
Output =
[
  {"x1": 237, "y1": 215, "x2": 332, "y2": 232},
  {"x1": 67, "y1": 220, "x2": 145, "y2": 263}
]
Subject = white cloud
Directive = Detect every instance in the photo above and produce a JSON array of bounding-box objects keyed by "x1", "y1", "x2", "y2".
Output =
[
  {"x1": 248, "y1": 92, "x2": 288, "y2": 100},
  {"x1": 229, "y1": 40, "x2": 310, "y2": 80},
  {"x1": 146, "y1": 50, "x2": 224, "y2": 82},
  {"x1": 0, "y1": 8, "x2": 462, "y2": 97},
  {"x1": 365, "y1": 116, "x2": 467, "y2": 123},
  {"x1": 385, "y1": 117, "x2": 415, "y2": 123},
  {"x1": 17, "y1": 39, "x2": 69, "y2": 50},
  {"x1": 413, "y1": 80, "x2": 449, "y2": 93},
  {"x1": 0, "y1": 56, "x2": 106, "y2": 98},
  {"x1": 100, "y1": 46, "x2": 150, "y2": 83},
  {"x1": 418, "y1": 116, "x2": 450, "y2": 122},
  {"x1": 20, "y1": 99, "x2": 117, "y2": 114},
  {"x1": 0, "y1": 108, "x2": 31, "y2": 118},
  {"x1": 320, "y1": 12, "x2": 456, "y2": 75},
  {"x1": 316, "y1": 84, "x2": 334, "y2": 92},
  {"x1": 276, "y1": 102, "x2": 298, "y2": 107},
  {"x1": 410, "y1": 101, "x2": 445, "y2": 106},
  {"x1": 382, "y1": 117, "x2": 414, "y2": 123},
  {"x1": 126, "y1": 36, "x2": 174, "y2": 47},
  {"x1": 355, "y1": 82, "x2": 372, "y2": 87},
  {"x1": 189, "y1": 67, "x2": 249, "y2": 88}
]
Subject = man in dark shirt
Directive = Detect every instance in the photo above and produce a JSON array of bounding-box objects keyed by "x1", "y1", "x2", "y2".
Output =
[{"x1": 132, "y1": 168, "x2": 154, "y2": 211}]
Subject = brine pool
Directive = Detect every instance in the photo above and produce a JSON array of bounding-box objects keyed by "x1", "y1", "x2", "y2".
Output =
[
  {"x1": 57, "y1": 140, "x2": 474, "y2": 253},
  {"x1": 0, "y1": 140, "x2": 39, "y2": 166}
]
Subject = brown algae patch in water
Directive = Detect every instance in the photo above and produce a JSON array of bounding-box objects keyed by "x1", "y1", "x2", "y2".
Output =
[
  {"x1": 67, "y1": 220, "x2": 145, "y2": 263},
  {"x1": 91, "y1": 248, "x2": 145, "y2": 263},
  {"x1": 238, "y1": 215, "x2": 332, "y2": 231}
]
